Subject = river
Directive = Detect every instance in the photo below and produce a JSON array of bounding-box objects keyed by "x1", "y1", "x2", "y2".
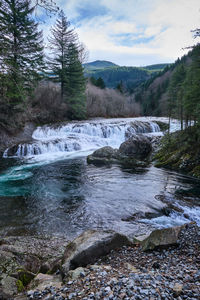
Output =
[{"x1": 0, "y1": 117, "x2": 199, "y2": 239}]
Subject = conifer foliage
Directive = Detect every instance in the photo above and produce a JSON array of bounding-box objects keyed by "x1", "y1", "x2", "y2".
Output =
[
  {"x1": 48, "y1": 10, "x2": 86, "y2": 120},
  {"x1": 0, "y1": 0, "x2": 44, "y2": 108}
]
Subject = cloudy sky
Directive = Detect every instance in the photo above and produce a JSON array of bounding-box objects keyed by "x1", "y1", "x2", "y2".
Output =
[{"x1": 39, "y1": 0, "x2": 200, "y2": 66}]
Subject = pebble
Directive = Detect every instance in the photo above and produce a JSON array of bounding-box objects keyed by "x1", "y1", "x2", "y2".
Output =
[{"x1": 23, "y1": 223, "x2": 199, "y2": 300}]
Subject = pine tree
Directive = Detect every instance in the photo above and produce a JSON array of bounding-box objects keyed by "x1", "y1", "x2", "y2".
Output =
[
  {"x1": 0, "y1": 0, "x2": 44, "y2": 108},
  {"x1": 96, "y1": 77, "x2": 105, "y2": 89},
  {"x1": 48, "y1": 10, "x2": 77, "y2": 98},
  {"x1": 66, "y1": 42, "x2": 86, "y2": 120},
  {"x1": 48, "y1": 11, "x2": 86, "y2": 120},
  {"x1": 183, "y1": 45, "x2": 200, "y2": 127}
]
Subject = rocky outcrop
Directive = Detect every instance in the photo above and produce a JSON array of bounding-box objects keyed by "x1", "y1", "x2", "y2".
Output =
[
  {"x1": 139, "y1": 225, "x2": 184, "y2": 251},
  {"x1": 0, "y1": 235, "x2": 69, "y2": 298},
  {"x1": 61, "y1": 230, "x2": 132, "y2": 276},
  {"x1": 87, "y1": 135, "x2": 152, "y2": 167},
  {"x1": 0, "y1": 123, "x2": 35, "y2": 156}
]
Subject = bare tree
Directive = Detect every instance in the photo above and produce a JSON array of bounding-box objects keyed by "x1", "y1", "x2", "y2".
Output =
[{"x1": 32, "y1": 0, "x2": 59, "y2": 15}]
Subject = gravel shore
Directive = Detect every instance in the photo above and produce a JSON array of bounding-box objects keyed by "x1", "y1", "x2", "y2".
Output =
[{"x1": 23, "y1": 223, "x2": 200, "y2": 300}]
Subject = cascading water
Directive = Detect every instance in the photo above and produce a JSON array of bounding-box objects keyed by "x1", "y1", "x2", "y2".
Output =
[
  {"x1": 3, "y1": 118, "x2": 160, "y2": 159},
  {"x1": 0, "y1": 117, "x2": 199, "y2": 238}
]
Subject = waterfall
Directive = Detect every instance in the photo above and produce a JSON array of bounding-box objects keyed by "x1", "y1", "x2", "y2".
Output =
[{"x1": 3, "y1": 118, "x2": 161, "y2": 158}]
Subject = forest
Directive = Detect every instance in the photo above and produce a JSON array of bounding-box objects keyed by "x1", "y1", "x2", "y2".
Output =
[{"x1": 0, "y1": 0, "x2": 200, "y2": 142}]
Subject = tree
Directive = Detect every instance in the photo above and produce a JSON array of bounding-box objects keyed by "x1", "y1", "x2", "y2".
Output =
[
  {"x1": 65, "y1": 42, "x2": 86, "y2": 119},
  {"x1": 0, "y1": 0, "x2": 44, "y2": 108},
  {"x1": 48, "y1": 11, "x2": 86, "y2": 119},
  {"x1": 48, "y1": 10, "x2": 76, "y2": 98},
  {"x1": 33, "y1": 0, "x2": 59, "y2": 14},
  {"x1": 168, "y1": 64, "x2": 186, "y2": 129},
  {"x1": 183, "y1": 45, "x2": 200, "y2": 127},
  {"x1": 95, "y1": 77, "x2": 105, "y2": 89}
]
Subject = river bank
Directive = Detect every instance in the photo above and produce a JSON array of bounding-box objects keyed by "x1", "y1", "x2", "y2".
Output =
[
  {"x1": 4, "y1": 222, "x2": 198, "y2": 300},
  {"x1": 154, "y1": 126, "x2": 200, "y2": 179}
]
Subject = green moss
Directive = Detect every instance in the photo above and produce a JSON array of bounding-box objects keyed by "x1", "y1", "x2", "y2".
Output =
[
  {"x1": 16, "y1": 280, "x2": 24, "y2": 293},
  {"x1": 154, "y1": 127, "x2": 200, "y2": 178},
  {"x1": 17, "y1": 269, "x2": 35, "y2": 286},
  {"x1": 155, "y1": 121, "x2": 169, "y2": 131},
  {"x1": 191, "y1": 165, "x2": 200, "y2": 178}
]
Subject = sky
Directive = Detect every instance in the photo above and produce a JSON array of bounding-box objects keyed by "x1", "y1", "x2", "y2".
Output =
[{"x1": 38, "y1": 0, "x2": 200, "y2": 66}]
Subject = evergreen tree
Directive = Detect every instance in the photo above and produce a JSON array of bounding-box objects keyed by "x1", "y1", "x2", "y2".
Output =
[
  {"x1": 0, "y1": 0, "x2": 44, "y2": 107},
  {"x1": 168, "y1": 64, "x2": 186, "y2": 129},
  {"x1": 48, "y1": 11, "x2": 86, "y2": 119},
  {"x1": 48, "y1": 10, "x2": 77, "y2": 98},
  {"x1": 65, "y1": 42, "x2": 86, "y2": 119},
  {"x1": 95, "y1": 77, "x2": 105, "y2": 89},
  {"x1": 183, "y1": 45, "x2": 200, "y2": 127}
]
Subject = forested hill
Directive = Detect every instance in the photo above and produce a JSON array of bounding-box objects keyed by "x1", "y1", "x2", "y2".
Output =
[
  {"x1": 84, "y1": 60, "x2": 169, "y2": 90},
  {"x1": 83, "y1": 60, "x2": 118, "y2": 71},
  {"x1": 134, "y1": 46, "x2": 199, "y2": 118}
]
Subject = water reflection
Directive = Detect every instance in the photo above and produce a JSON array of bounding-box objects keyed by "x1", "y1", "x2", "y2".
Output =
[{"x1": 0, "y1": 157, "x2": 199, "y2": 239}]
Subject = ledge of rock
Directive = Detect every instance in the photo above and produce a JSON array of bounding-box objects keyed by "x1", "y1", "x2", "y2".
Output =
[{"x1": 61, "y1": 230, "x2": 132, "y2": 276}]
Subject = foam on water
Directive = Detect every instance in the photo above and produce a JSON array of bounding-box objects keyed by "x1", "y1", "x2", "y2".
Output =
[
  {"x1": 141, "y1": 204, "x2": 200, "y2": 228},
  {"x1": 3, "y1": 118, "x2": 161, "y2": 160}
]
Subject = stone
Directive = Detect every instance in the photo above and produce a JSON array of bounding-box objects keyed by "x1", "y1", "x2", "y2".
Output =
[
  {"x1": 118, "y1": 135, "x2": 152, "y2": 159},
  {"x1": 62, "y1": 230, "x2": 132, "y2": 275},
  {"x1": 172, "y1": 283, "x2": 183, "y2": 296},
  {"x1": 141, "y1": 225, "x2": 183, "y2": 251},
  {"x1": 0, "y1": 275, "x2": 19, "y2": 298},
  {"x1": 0, "y1": 235, "x2": 69, "y2": 292},
  {"x1": 125, "y1": 263, "x2": 139, "y2": 273},
  {"x1": 28, "y1": 273, "x2": 62, "y2": 291},
  {"x1": 87, "y1": 146, "x2": 118, "y2": 165},
  {"x1": 67, "y1": 267, "x2": 86, "y2": 280}
]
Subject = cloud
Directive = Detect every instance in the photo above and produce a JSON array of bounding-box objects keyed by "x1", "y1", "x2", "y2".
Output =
[{"x1": 40, "y1": 0, "x2": 200, "y2": 66}]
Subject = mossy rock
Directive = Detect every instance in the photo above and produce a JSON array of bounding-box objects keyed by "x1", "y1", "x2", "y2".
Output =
[
  {"x1": 16, "y1": 279, "x2": 24, "y2": 293},
  {"x1": 155, "y1": 121, "x2": 169, "y2": 131},
  {"x1": 191, "y1": 165, "x2": 200, "y2": 178},
  {"x1": 17, "y1": 269, "x2": 35, "y2": 286}
]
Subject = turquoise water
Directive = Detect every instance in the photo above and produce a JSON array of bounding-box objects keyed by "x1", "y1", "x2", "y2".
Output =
[{"x1": 0, "y1": 156, "x2": 199, "y2": 239}]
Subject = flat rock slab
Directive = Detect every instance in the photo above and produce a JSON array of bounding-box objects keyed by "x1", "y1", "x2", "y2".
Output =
[
  {"x1": 141, "y1": 225, "x2": 184, "y2": 251},
  {"x1": 62, "y1": 230, "x2": 132, "y2": 275}
]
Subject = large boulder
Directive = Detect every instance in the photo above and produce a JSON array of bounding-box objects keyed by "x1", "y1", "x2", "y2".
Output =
[
  {"x1": 61, "y1": 230, "x2": 132, "y2": 275},
  {"x1": 119, "y1": 135, "x2": 152, "y2": 160},
  {"x1": 87, "y1": 146, "x2": 118, "y2": 165},
  {"x1": 140, "y1": 225, "x2": 183, "y2": 251}
]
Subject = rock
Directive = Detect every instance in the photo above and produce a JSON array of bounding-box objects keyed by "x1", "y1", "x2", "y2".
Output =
[
  {"x1": 87, "y1": 146, "x2": 118, "y2": 165},
  {"x1": 141, "y1": 225, "x2": 183, "y2": 251},
  {"x1": 28, "y1": 273, "x2": 62, "y2": 291},
  {"x1": 118, "y1": 135, "x2": 152, "y2": 160},
  {"x1": 67, "y1": 267, "x2": 86, "y2": 280},
  {"x1": 125, "y1": 263, "x2": 139, "y2": 273},
  {"x1": 62, "y1": 230, "x2": 132, "y2": 275},
  {"x1": 0, "y1": 275, "x2": 19, "y2": 298},
  {"x1": 172, "y1": 283, "x2": 183, "y2": 296},
  {"x1": 0, "y1": 235, "x2": 69, "y2": 295}
]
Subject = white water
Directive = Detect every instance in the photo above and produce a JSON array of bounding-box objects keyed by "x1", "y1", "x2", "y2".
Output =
[
  {"x1": 3, "y1": 117, "x2": 162, "y2": 160},
  {"x1": 1, "y1": 117, "x2": 199, "y2": 234}
]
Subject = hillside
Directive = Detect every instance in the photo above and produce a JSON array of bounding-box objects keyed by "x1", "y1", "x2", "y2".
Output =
[
  {"x1": 84, "y1": 60, "x2": 170, "y2": 90},
  {"x1": 133, "y1": 53, "x2": 192, "y2": 116},
  {"x1": 83, "y1": 60, "x2": 118, "y2": 71}
]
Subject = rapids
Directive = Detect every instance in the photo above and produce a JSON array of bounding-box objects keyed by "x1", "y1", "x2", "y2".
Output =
[{"x1": 0, "y1": 117, "x2": 199, "y2": 239}]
